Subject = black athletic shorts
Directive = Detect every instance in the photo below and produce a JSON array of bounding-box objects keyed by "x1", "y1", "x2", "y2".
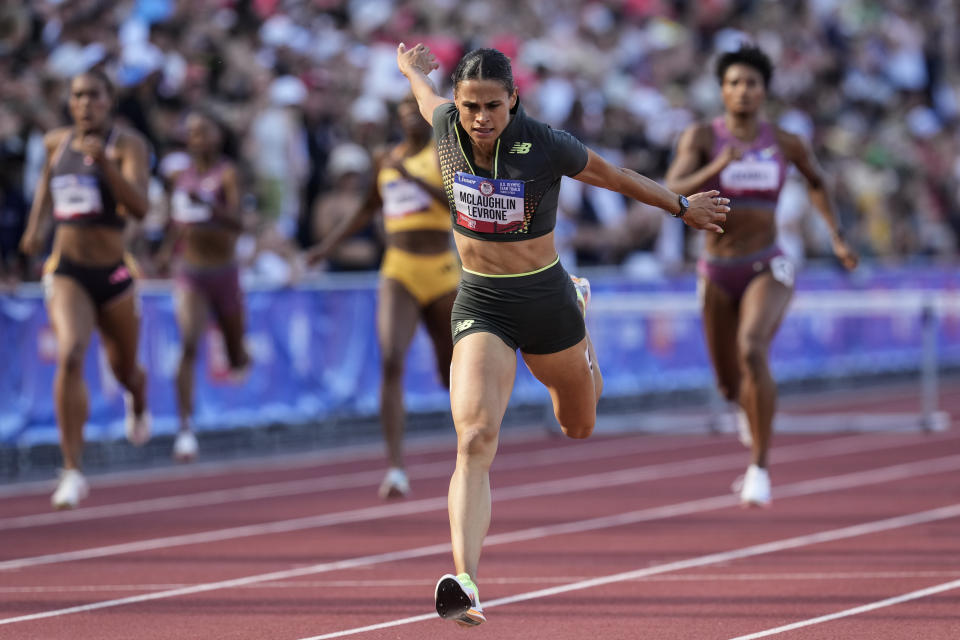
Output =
[
  {"x1": 451, "y1": 257, "x2": 585, "y2": 354},
  {"x1": 46, "y1": 254, "x2": 135, "y2": 308}
]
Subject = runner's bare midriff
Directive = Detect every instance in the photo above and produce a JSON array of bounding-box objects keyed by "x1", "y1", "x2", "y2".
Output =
[
  {"x1": 454, "y1": 231, "x2": 556, "y2": 275},
  {"x1": 181, "y1": 226, "x2": 237, "y2": 267},
  {"x1": 54, "y1": 225, "x2": 125, "y2": 266},
  {"x1": 704, "y1": 204, "x2": 777, "y2": 258},
  {"x1": 388, "y1": 229, "x2": 451, "y2": 255}
]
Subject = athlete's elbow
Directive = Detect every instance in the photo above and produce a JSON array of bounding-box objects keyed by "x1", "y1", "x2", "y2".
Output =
[{"x1": 124, "y1": 198, "x2": 149, "y2": 219}]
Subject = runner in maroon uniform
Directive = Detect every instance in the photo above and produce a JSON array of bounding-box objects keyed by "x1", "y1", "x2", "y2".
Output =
[
  {"x1": 20, "y1": 70, "x2": 152, "y2": 509},
  {"x1": 396, "y1": 43, "x2": 729, "y2": 626},
  {"x1": 666, "y1": 45, "x2": 858, "y2": 508},
  {"x1": 168, "y1": 110, "x2": 249, "y2": 462}
]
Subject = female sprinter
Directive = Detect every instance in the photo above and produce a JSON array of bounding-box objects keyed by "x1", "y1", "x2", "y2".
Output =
[
  {"x1": 665, "y1": 45, "x2": 857, "y2": 508},
  {"x1": 20, "y1": 70, "x2": 152, "y2": 509},
  {"x1": 306, "y1": 95, "x2": 458, "y2": 498},
  {"x1": 397, "y1": 43, "x2": 729, "y2": 626},
  {"x1": 168, "y1": 110, "x2": 249, "y2": 462}
]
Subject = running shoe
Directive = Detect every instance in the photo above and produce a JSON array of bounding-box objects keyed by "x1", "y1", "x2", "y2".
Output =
[
  {"x1": 173, "y1": 430, "x2": 199, "y2": 463},
  {"x1": 124, "y1": 391, "x2": 152, "y2": 446},
  {"x1": 435, "y1": 573, "x2": 485, "y2": 626},
  {"x1": 570, "y1": 275, "x2": 591, "y2": 317},
  {"x1": 377, "y1": 467, "x2": 410, "y2": 499},
  {"x1": 51, "y1": 469, "x2": 89, "y2": 510},
  {"x1": 735, "y1": 464, "x2": 771, "y2": 507}
]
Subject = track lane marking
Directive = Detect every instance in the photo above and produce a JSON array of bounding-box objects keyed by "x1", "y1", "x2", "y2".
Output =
[
  {"x1": 0, "y1": 433, "x2": 718, "y2": 530},
  {"x1": 727, "y1": 578, "x2": 960, "y2": 639},
  {"x1": 0, "y1": 433, "x2": 937, "y2": 570},
  {"x1": 1, "y1": 453, "x2": 959, "y2": 626},
  {"x1": 4, "y1": 571, "x2": 959, "y2": 593},
  {"x1": 299, "y1": 503, "x2": 960, "y2": 639}
]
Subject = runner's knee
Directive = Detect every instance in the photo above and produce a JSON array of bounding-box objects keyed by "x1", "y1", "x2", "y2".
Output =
[
  {"x1": 456, "y1": 424, "x2": 499, "y2": 462},
  {"x1": 380, "y1": 348, "x2": 406, "y2": 381},
  {"x1": 738, "y1": 337, "x2": 768, "y2": 376},
  {"x1": 57, "y1": 342, "x2": 87, "y2": 374}
]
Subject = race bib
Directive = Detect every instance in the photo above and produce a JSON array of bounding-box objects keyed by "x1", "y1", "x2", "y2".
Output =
[
  {"x1": 382, "y1": 179, "x2": 432, "y2": 218},
  {"x1": 50, "y1": 174, "x2": 103, "y2": 220},
  {"x1": 720, "y1": 159, "x2": 779, "y2": 192},
  {"x1": 171, "y1": 189, "x2": 213, "y2": 224},
  {"x1": 453, "y1": 172, "x2": 525, "y2": 233}
]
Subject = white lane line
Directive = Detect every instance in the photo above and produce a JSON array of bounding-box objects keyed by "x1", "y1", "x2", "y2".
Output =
[
  {"x1": 0, "y1": 431, "x2": 452, "y2": 498},
  {"x1": 5, "y1": 571, "x2": 959, "y2": 593},
  {"x1": 299, "y1": 503, "x2": 960, "y2": 640},
  {"x1": 727, "y1": 578, "x2": 960, "y2": 639},
  {"x1": 0, "y1": 433, "x2": 928, "y2": 570},
  {"x1": 1, "y1": 454, "x2": 959, "y2": 626},
  {"x1": 0, "y1": 425, "x2": 558, "y2": 499},
  {"x1": 0, "y1": 432, "x2": 717, "y2": 531}
]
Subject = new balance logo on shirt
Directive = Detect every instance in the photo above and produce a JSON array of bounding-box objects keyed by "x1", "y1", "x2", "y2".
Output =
[{"x1": 509, "y1": 142, "x2": 532, "y2": 154}]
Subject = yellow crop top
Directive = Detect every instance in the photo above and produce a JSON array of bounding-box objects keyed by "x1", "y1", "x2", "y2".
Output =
[{"x1": 377, "y1": 144, "x2": 452, "y2": 234}]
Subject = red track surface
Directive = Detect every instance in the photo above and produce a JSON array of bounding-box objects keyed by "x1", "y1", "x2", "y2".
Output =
[{"x1": 2, "y1": 384, "x2": 959, "y2": 640}]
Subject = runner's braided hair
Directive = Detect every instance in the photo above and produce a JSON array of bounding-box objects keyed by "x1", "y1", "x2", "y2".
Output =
[{"x1": 452, "y1": 48, "x2": 515, "y2": 95}]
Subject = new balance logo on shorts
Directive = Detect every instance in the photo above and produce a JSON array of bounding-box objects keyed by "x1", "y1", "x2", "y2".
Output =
[
  {"x1": 453, "y1": 319, "x2": 475, "y2": 335},
  {"x1": 509, "y1": 142, "x2": 532, "y2": 154}
]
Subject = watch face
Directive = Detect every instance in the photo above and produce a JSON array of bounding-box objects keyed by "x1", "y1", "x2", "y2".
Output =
[{"x1": 680, "y1": 195, "x2": 689, "y2": 208}]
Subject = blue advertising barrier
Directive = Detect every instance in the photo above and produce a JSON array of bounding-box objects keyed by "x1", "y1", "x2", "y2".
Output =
[{"x1": 1, "y1": 264, "x2": 958, "y2": 446}]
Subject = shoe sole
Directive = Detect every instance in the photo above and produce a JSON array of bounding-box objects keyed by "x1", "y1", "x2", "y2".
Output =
[
  {"x1": 454, "y1": 608, "x2": 486, "y2": 627},
  {"x1": 378, "y1": 485, "x2": 408, "y2": 499},
  {"x1": 435, "y1": 576, "x2": 473, "y2": 620}
]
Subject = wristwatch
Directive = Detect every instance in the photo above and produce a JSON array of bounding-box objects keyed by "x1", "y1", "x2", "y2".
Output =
[{"x1": 672, "y1": 194, "x2": 689, "y2": 218}]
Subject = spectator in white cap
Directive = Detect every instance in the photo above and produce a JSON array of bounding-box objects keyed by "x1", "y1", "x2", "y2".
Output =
[
  {"x1": 248, "y1": 75, "x2": 309, "y2": 240},
  {"x1": 310, "y1": 142, "x2": 381, "y2": 271}
]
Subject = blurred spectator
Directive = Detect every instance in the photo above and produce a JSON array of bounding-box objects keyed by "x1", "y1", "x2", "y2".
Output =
[
  {"x1": 311, "y1": 142, "x2": 381, "y2": 271},
  {"x1": 248, "y1": 75, "x2": 310, "y2": 241},
  {"x1": 0, "y1": 0, "x2": 956, "y2": 283}
]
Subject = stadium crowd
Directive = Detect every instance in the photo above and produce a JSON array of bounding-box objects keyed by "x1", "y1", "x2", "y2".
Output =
[{"x1": 0, "y1": 0, "x2": 958, "y2": 287}]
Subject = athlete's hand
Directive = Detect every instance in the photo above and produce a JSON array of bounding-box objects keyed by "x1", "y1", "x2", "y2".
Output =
[
  {"x1": 831, "y1": 234, "x2": 858, "y2": 270},
  {"x1": 682, "y1": 190, "x2": 729, "y2": 234},
  {"x1": 19, "y1": 226, "x2": 44, "y2": 256},
  {"x1": 719, "y1": 145, "x2": 743, "y2": 164},
  {"x1": 79, "y1": 134, "x2": 106, "y2": 166},
  {"x1": 304, "y1": 245, "x2": 329, "y2": 267},
  {"x1": 397, "y1": 42, "x2": 439, "y2": 78},
  {"x1": 382, "y1": 151, "x2": 411, "y2": 178}
]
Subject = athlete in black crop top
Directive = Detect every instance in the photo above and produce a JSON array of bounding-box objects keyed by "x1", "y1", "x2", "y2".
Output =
[
  {"x1": 19, "y1": 70, "x2": 152, "y2": 510},
  {"x1": 397, "y1": 43, "x2": 730, "y2": 626}
]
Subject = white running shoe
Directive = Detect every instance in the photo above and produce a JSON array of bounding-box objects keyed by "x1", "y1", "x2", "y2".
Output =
[
  {"x1": 737, "y1": 464, "x2": 771, "y2": 507},
  {"x1": 377, "y1": 467, "x2": 410, "y2": 499},
  {"x1": 435, "y1": 573, "x2": 485, "y2": 626},
  {"x1": 172, "y1": 430, "x2": 199, "y2": 463},
  {"x1": 570, "y1": 275, "x2": 591, "y2": 317},
  {"x1": 124, "y1": 391, "x2": 151, "y2": 446},
  {"x1": 51, "y1": 469, "x2": 89, "y2": 510}
]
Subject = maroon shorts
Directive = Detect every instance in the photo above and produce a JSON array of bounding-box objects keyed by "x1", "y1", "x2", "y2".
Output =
[
  {"x1": 175, "y1": 262, "x2": 243, "y2": 320},
  {"x1": 697, "y1": 245, "x2": 792, "y2": 303}
]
